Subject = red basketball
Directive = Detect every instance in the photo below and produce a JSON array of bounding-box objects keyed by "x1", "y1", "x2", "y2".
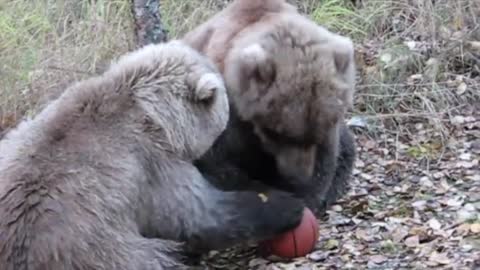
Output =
[{"x1": 259, "y1": 207, "x2": 319, "y2": 258}]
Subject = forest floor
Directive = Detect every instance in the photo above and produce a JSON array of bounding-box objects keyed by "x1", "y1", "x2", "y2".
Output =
[
  {"x1": 1, "y1": 0, "x2": 479, "y2": 269},
  {"x1": 200, "y1": 107, "x2": 480, "y2": 269}
]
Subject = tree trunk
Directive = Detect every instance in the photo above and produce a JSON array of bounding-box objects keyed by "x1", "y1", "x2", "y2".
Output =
[{"x1": 131, "y1": 0, "x2": 168, "y2": 47}]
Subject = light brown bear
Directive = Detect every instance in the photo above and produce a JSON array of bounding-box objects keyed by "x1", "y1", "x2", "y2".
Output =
[
  {"x1": 185, "y1": 0, "x2": 357, "y2": 216},
  {"x1": 0, "y1": 40, "x2": 304, "y2": 270}
]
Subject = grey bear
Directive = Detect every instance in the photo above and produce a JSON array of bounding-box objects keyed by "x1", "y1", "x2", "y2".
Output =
[
  {"x1": 183, "y1": 0, "x2": 357, "y2": 217},
  {"x1": 0, "y1": 40, "x2": 304, "y2": 270}
]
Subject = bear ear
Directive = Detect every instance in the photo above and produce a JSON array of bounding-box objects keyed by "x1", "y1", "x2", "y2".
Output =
[
  {"x1": 240, "y1": 43, "x2": 276, "y2": 85},
  {"x1": 333, "y1": 39, "x2": 354, "y2": 74},
  {"x1": 195, "y1": 73, "x2": 222, "y2": 102}
]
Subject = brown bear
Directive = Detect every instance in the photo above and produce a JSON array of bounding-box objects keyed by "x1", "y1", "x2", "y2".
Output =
[
  {"x1": 0, "y1": 40, "x2": 304, "y2": 270},
  {"x1": 183, "y1": 0, "x2": 357, "y2": 217}
]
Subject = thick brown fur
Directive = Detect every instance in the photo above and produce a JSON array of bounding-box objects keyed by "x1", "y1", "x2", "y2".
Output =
[
  {"x1": 184, "y1": 0, "x2": 357, "y2": 216},
  {"x1": 0, "y1": 40, "x2": 305, "y2": 270}
]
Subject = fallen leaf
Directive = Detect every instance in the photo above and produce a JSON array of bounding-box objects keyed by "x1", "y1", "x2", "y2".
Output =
[
  {"x1": 409, "y1": 227, "x2": 429, "y2": 242},
  {"x1": 324, "y1": 239, "x2": 339, "y2": 250},
  {"x1": 405, "y1": 41, "x2": 417, "y2": 50},
  {"x1": 355, "y1": 159, "x2": 366, "y2": 168},
  {"x1": 461, "y1": 244, "x2": 473, "y2": 252},
  {"x1": 457, "y1": 161, "x2": 477, "y2": 169},
  {"x1": 445, "y1": 197, "x2": 464, "y2": 208},
  {"x1": 466, "y1": 174, "x2": 480, "y2": 181},
  {"x1": 360, "y1": 173, "x2": 374, "y2": 180},
  {"x1": 459, "y1": 152, "x2": 471, "y2": 160},
  {"x1": 380, "y1": 53, "x2": 392, "y2": 64},
  {"x1": 364, "y1": 140, "x2": 376, "y2": 149},
  {"x1": 404, "y1": 235, "x2": 420, "y2": 247},
  {"x1": 392, "y1": 227, "x2": 409, "y2": 242},
  {"x1": 464, "y1": 204, "x2": 476, "y2": 211},
  {"x1": 456, "y1": 223, "x2": 472, "y2": 235},
  {"x1": 451, "y1": 115, "x2": 466, "y2": 125},
  {"x1": 347, "y1": 116, "x2": 369, "y2": 128},
  {"x1": 369, "y1": 255, "x2": 387, "y2": 264},
  {"x1": 419, "y1": 176, "x2": 434, "y2": 187},
  {"x1": 428, "y1": 252, "x2": 451, "y2": 265},
  {"x1": 457, "y1": 209, "x2": 476, "y2": 222},
  {"x1": 331, "y1": 205, "x2": 343, "y2": 212},
  {"x1": 470, "y1": 224, "x2": 480, "y2": 233},
  {"x1": 467, "y1": 40, "x2": 480, "y2": 51},
  {"x1": 412, "y1": 200, "x2": 427, "y2": 210},
  {"x1": 308, "y1": 251, "x2": 329, "y2": 262},
  {"x1": 428, "y1": 218, "x2": 442, "y2": 230},
  {"x1": 355, "y1": 229, "x2": 374, "y2": 242},
  {"x1": 432, "y1": 171, "x2": 444, "y2": 179},
  {"x1": 436, "y1": 179, "x2": 451, "y2": 194},
  {"x1": 457, "y1": 82, "x2": 467, "y2": 95}
]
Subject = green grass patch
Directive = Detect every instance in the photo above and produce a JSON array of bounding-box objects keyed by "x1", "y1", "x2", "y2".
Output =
[{"x1": 0, "y1": 0, "x2": 133, "y2": 123}]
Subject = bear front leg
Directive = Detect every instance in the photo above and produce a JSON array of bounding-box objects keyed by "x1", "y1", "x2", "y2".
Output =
[
  {"x1": 322, "y1": 124, "x2": 356, "y2": 210},
  {"x1": 292, "y1": 125, "x2": 339, "y2": 216},
  {"x1": 301, "y1": 124, "x2": 355, "y2": 217},
  {"x1": 144, "y1": 162, "x2": 305, "y2": 255},
  {"x1": 184, "y1": 187, "x2": 305, "y2": 253}
]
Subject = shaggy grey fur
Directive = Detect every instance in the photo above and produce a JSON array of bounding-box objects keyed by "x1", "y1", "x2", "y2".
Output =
[
  {"x1": 0, "y1": 40, "x2": 304, "y2": 270},
  {"x1": 184, "y1": 0, "x2": 357, "y2": 216}
]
